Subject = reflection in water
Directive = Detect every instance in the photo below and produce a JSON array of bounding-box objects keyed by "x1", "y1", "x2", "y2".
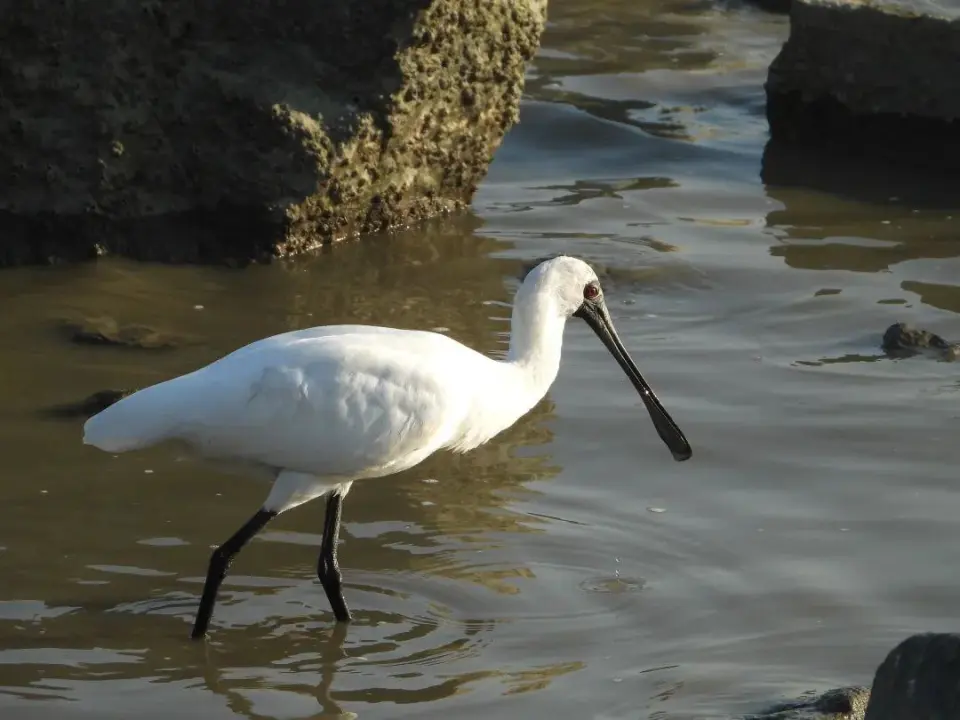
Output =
[
  {"x1": 534, "y1": 0, "x2": 715, "y2": 78},
  {"x1": 524, "y1": 81, "x2": 691, "y2": 141},
  {"x1": 767, "y1": 213, "x2": 960, "y2": 275},
  {"x1": 900, "y1": 281, "x2": 960, "y2": 316},
  {"x1": 763, "y1": 140, "x2": 960, "y2": 275},
  {"x1": 761, "y1": 139, "x2": 960, "y2": 210},
  {"x1": 795, "y1": 354, "x2": 886, "y2": 368},
  {"x1": 0, "y1": 613, "x2": 578, "y2": 718},
  {"x1": 525, "y1": 0, "x2": 781, "y2": 149},
  {"x1": 529, "y1": 177, "x2": 678, "y2": 208}
]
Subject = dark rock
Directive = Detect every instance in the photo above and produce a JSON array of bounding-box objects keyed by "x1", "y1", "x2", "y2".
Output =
[
  {"x1": 40, "y1": 389, "x2": 135, "y2": 420},
  {"x1": 881, "y1": 322, "x2": 960, "y2": 361},
  {"x1": 0, "y1": 0, "x2": 547, "y2": 267},
  {"x1": 864, "y1": 633, "x2": 960, "y2": 720},
  {"x1": 746, "y1": 686, "x2": 870, "y2": 720},
  {"x1": 765, "y1": 0, "x2": 960, "y2": 172},
  {"x1": 59, "y1": 316, "x2": 181, "y2": 350}
]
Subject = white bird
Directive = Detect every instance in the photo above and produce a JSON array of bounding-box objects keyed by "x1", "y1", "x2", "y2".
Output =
[{"x1": 83, "y1": 254, "x2": 691, "y2": 639}]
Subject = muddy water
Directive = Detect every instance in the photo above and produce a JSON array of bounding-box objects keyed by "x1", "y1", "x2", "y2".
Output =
[{"x1": 3, "y1": 1, "x2": 960, "y2": 718}]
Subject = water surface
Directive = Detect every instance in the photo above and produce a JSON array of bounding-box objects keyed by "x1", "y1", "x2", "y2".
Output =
[{"x1": 3, "y1": 1, "x2": 960, "y2": 718}]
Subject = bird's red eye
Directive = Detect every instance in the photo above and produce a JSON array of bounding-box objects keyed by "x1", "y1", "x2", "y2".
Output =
[{"x1": 583, "y1": 283, "x2": 600, "y2": 300}]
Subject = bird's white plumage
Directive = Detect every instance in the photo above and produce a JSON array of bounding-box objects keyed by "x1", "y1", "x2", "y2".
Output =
[
  {"x1": 83, "y1": 256, "x2": 603, "y2": 513},
  {"x1": 80, "y1": 255, "x2": 696, "y2": 638}
]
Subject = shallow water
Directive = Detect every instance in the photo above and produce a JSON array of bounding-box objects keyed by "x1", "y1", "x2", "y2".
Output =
[{"x1": 3, "y1": 1, "x2": 960, "y2": 718}]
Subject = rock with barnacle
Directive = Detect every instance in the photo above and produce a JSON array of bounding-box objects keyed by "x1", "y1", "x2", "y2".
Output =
[
  {"x1": 881, "y1": 322, "x2": 960, "y2": 361},
  {"x1": 745, "y1": 686, "x2": 870, "y2": 720},
  {"x1": 0, "y1": 0, "x2": 547, "y2": 266}
]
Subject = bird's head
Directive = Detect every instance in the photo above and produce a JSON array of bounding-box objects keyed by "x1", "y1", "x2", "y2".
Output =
[{"x1": 518, "y1": 254, "x2": 692, "y2": 462}]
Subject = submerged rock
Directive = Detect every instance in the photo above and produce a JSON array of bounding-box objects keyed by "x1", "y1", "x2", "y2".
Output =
[
  {"x1": 41, "y1": 389, "x2": 135, "y2": 419},
  {"x1": 765, "y1": 0, "x2": 960, "y2": 171},
  {"x1": 746, "y1": 687, "x2": 869, "y2": 720},
  {"x1": 59, "y1": 316, "x2": 181, "y2": 349},
  {"x1": 864, "y1": 633, "x2": 960, "y2": 720},
  {"x1": 0, "y1": 0, "x2": 547, "y2": 266},
  {"x1": 881, "y1": 322, "x2": 960, "y2": 360}
]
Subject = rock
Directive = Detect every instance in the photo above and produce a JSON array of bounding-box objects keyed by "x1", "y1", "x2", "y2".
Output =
[
  {"x1": 59, "y1": 316, "x2": 181, "y2": 349},
  {"x1": 40, "y1": 389, "x2": 135, "y2": 420},
  {"x1": 746, "y1": 687, "x2": 870, "y2": 720},
  {"x1": 881, "y1": 322, "x2": 960, "y2": 360},
  {"x1": 864, "y1": 633, "x2": 960, "y2": 720},
  {"x1": 0, "y1": 0, "x2": 546, "y2": 266},
  {"x1": 765, "y1": 0, "x2": 960, "y2": 171}
]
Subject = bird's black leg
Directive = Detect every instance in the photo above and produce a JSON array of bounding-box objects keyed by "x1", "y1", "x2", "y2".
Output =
[
  {"x1": 191, "y1": 508, "x2": 277, "y2": 640},
  {"x1": 317, "y1": 491, "x2": 351, "y2": 622}
]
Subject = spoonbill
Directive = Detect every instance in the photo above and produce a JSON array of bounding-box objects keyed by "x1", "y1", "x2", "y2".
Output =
[{"x1": 83, "y1": 254, "x2": 692, "y2": 639}]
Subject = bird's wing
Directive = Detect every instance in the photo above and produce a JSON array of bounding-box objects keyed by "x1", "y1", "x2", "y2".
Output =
[
  {"x1": 206, "y1": 325, "x2": 432, "y2": 365},
  {"x1": 85, "y1": 330, "x2": 477, "y2": 478}
]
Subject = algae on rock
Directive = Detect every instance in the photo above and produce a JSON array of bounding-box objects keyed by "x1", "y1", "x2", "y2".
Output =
[{"x1": 0, "y1": 0, "x2": 547, "y2": 265}]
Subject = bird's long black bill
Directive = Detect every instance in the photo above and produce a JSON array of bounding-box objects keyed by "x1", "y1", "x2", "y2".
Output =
[{"x1": 576, "y1": 302, "x2": 692, "y2": 462}]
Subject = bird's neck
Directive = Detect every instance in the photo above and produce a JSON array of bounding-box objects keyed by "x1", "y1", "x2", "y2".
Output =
[
  {"x1": 505, "y1": 289, "x2": 566, "y2": 396},
  {"x1": 445, "y1": 290, "x2": 567, "y2": 454}
]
